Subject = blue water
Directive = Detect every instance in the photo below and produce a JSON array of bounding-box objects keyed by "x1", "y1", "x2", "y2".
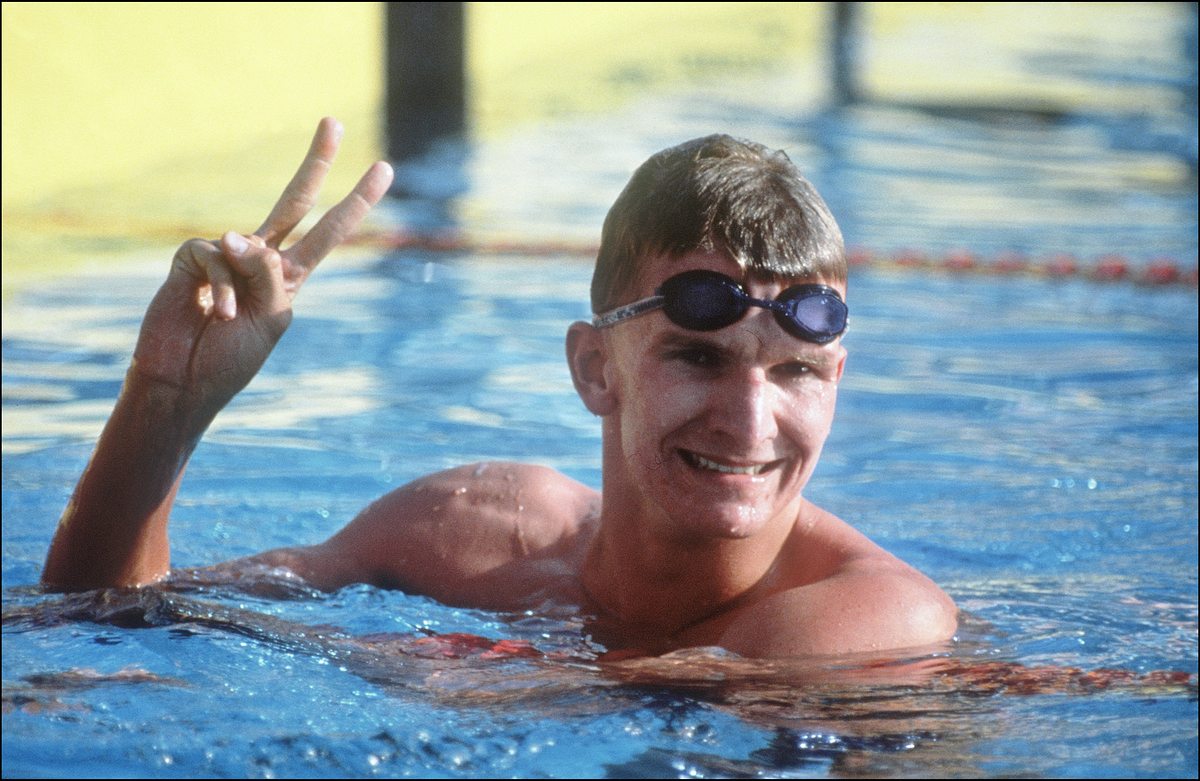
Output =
[{"x1": 4, "y1": 6, "x2": 1198, "y2": 778}]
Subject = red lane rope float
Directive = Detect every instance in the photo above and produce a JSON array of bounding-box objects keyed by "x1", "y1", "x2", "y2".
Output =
[
  {"x1": 348, "y1": 229, "x2": 1198, "y2": 288},
  {"x1": 845, "y1": 247, "x2": 1198, "y2": 287}
]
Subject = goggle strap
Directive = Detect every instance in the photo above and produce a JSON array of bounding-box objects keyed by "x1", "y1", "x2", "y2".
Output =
[{"x1": 592, "y1": 295, "x2": 665, "y2": 328}]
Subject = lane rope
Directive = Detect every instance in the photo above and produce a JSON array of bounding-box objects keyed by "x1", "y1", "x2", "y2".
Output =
[{"x1": 349, "y1": 230, "x2": 1198, "y2": 288}]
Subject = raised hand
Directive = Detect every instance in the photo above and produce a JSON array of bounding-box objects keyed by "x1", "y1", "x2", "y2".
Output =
[
  {"x1": 43, "y1": 119, "x2": 393, "y2": 591},
  {"x1": 132, "y1": 117, "x2": 393, "y2": 418}
]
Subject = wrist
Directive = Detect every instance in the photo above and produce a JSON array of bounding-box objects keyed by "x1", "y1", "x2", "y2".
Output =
[{"x1": 122, "y1": 359, "x2": 218, "y2": 446}]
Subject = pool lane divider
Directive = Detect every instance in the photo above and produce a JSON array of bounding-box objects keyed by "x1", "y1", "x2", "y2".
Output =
[{"x1": 348, "y1": 230, "x2": 1198, "y2": 288}]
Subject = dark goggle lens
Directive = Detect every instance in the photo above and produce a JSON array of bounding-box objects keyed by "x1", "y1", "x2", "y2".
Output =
[
  {"x1": 660, "y1": 273, "x2": 746, "y2": 331},
  {"x1": 658, "y1": 271, "x2": 846, "y2": 343}
]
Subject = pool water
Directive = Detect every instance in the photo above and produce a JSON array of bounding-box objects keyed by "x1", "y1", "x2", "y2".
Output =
[
  {"x1": 4, "y1": 7, "x2": 1198, "y2": 778},
  {"x1": 3, "y1": 254, "x2": 1196, "y2": 777}
]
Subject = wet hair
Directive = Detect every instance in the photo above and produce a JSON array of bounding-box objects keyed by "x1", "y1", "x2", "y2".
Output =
[{"x1": 591, "y1": 134, "x2": 845, "y2": 312}]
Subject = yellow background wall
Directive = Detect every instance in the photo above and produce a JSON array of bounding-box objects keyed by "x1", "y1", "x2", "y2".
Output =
[
  {"x1": 5, "y1": 1, "x2": 1179, "y2": 210},
  {"x1": 2, "y1": 2, "x2": 821, "y2": 290},
  {"x1": 5, "y1": 2, "x2": 1173, "y2": 291},
  {"x1": 2, "y1": 2, "x2": 385, "y2": 209},
  {"x1": 3, "y1": 2, "x2": 825, "y2": 208}
]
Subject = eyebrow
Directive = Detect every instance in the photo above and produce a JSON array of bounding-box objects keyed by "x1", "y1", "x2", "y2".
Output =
[
  {"x1": 656, "y1": 331, "x2": 836, "y2": 367},
  {"x1": 657, "y1": 332, "x2": 730, "y2": 356}
]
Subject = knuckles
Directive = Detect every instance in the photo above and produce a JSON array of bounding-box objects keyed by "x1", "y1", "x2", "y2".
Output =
[{"x1": 175, "y1": 237, "x2": 218, "y2": 261}]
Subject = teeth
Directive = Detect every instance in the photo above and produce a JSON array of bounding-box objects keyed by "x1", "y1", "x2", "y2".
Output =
[{"x1": 688, "y1": 452, "x2": 767, "y2": 475}]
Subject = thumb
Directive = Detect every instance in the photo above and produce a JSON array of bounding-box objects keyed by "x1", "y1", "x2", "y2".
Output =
[{"x1": 221, "y1": 231, "x2": 290, "y2": 313}]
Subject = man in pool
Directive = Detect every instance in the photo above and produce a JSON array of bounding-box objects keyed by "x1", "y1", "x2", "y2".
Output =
[{"x1": 41, "y1": 118, "x2": 957, "y2": 658}]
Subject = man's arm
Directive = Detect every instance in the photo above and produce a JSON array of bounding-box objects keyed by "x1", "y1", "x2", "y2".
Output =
[
  {"x1": 41, "y1": 118, "x2": 393, "y2": 592},
  {"x1": 186, "y1": 462, "x2": 601, "y2": 606}
]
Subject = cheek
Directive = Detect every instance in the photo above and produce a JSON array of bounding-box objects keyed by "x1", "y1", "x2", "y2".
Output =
[
  {"x1": 783, "y1": 382, "x2": 839, "y2": 446},
  {"x1": 621, "y1": 368, "x2": 687, "y2": 436},
  {"x1": 614, "y1": 366, "x2": 710, "y2": 467},
  {"x1": 604, "y1": 341, "x2": 650, "y2": 408}
]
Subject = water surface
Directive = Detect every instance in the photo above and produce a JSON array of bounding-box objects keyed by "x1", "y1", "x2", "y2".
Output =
[{"x1": 3, "y1": 5, "x2": 1197, "y2": 777}]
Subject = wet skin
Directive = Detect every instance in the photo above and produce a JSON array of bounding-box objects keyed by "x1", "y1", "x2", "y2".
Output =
[
  {"x1": 225, "y1": 250, "x2": 956, "y2": 657},
  {"x1": 42, "y1": 119, "x2": 957, "y2": 659},
  {"x1": 586, "y1": 248, "x2": 847, "y2": 546},
  {"x1": 568, "y1": 249, "x2": 956, "y2": 655}
]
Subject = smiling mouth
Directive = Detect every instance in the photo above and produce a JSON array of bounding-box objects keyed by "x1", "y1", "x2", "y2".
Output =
[{"x1": 680, "y1": 450, "x2": 781, "y2": 476}]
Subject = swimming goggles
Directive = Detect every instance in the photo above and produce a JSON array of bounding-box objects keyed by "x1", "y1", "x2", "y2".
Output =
[{"x1": 593, "y1": 270, "x2": 848, "y2": 344}]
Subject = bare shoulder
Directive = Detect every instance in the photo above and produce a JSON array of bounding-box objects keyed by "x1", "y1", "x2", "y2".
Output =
[
  {"x1": 717, "y1": 507, "x2": 958, "y2": 658},
  {"x1": 315, "y1": 461, "x2": 600, "y2": 604}
]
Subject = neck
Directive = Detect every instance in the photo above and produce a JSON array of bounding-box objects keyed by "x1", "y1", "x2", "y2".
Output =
[{"x1": 580, "y1": 486, "x2": 805, "y2": 640}]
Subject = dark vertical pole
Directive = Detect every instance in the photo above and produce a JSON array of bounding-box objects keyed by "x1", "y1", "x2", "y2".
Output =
[
  {"x1": 386, "y1": 2, "x2": 466, "y2": 161},
  {"x1": 831, "y1": 2, "x2": 861, "y2": 107}
]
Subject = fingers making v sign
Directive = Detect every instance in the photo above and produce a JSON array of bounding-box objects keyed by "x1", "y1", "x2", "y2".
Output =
[{"x1": 132, "y1": 118, "x2": 394, "y2": 416}]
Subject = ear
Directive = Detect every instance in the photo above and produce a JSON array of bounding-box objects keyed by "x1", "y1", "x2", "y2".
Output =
[
  {"x1": 566, "y1": 321, "x2": 617, "y2": 416},
  {"x1": 834, "y1": 344, "x2": 847, "y2": 383}
]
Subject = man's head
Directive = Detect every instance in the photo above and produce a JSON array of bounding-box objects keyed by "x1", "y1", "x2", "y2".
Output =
[
  {"x1": 567, "y1": 136, "x2": 849, "y2": 544},
  {"x1": 590, "y1": 134, "x2": 846, "y2": 315}
]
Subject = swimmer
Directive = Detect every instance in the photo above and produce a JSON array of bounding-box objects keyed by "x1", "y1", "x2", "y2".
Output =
[{"x1": 41, "y1": 118, "x2": 957, "y2": 659}]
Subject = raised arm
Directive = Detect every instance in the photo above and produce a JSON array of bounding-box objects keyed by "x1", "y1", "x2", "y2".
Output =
[{"x1": 41, "y1": 118, "x2": 394, "y2": 592}]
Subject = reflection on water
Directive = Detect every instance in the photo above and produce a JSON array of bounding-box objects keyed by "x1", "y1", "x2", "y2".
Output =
[
  {"x1": 3, "y1": 5, "x2": 1197, "y2": 778},
  {"x1": 3, "y1": 257, "x2": 1195, "y2": 777},
  {"x1": 4, "y1": 586, "x2": 1194, "y2": 778}
]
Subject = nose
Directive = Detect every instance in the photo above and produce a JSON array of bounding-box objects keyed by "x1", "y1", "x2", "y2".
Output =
[{"x1": 710, "y1": 366, "x2": 780, "y2": 451}]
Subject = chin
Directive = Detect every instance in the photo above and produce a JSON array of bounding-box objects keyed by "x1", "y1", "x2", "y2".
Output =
[{"x1": 668, "y1": 501, "x2": 777, "y2": 542}]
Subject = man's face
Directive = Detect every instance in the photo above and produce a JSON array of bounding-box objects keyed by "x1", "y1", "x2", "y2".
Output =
[{"x1": 599, "y1": 249, "x2": 847, "y2": 542}]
